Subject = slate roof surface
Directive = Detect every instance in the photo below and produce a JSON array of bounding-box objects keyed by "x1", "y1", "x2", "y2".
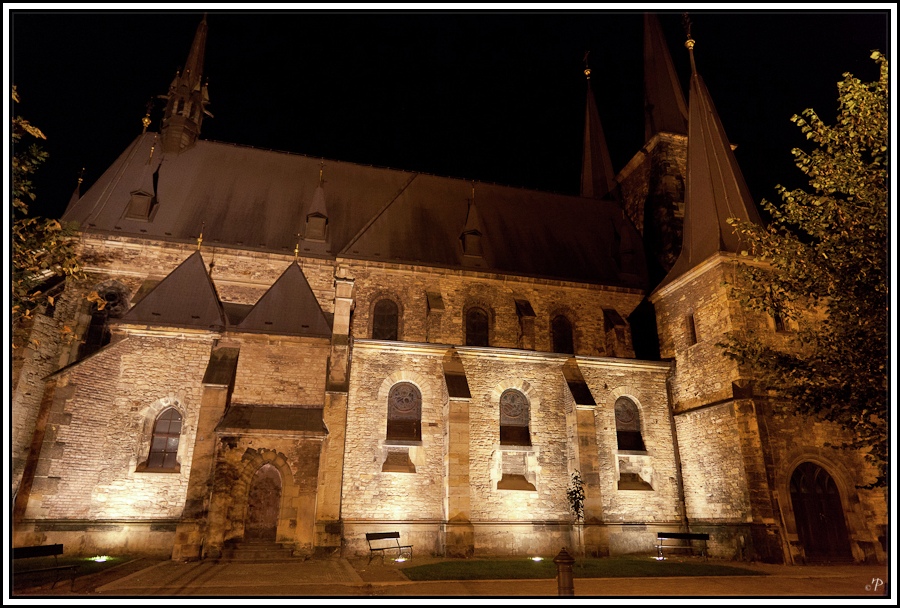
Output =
[
  {"x1": 236, "y1": 262, "x2": 332, "y2": 337},
  {"x1": 64, "y1": 134, "x2": 647, "y2": 289},
  {"x1": 120, "y1": 250, "x2": 226, "y2": 330},
  {"x1": 657, "y1": 57, "x2": 763, "y2": 290}
]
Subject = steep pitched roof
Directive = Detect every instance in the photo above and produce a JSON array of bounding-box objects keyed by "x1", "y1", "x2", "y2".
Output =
[
  {"x1": 236, "y1": 262, "x2": 332, "y2": 336},
  {"x1": 643, "y1": 13, "x2": 689, "y2": 139},
  {"x1": 656, "y1": 38, "x2": 763, "y2": 290},
  {"x1": 64, "y1": 135, "x2": 647, "y2": 289},
  {"x1": 120, "y1": 250, "x2": 225, "y2": 329},
  {"x1": 581, "y1": 73, "x2": 617, "y2": 199}
]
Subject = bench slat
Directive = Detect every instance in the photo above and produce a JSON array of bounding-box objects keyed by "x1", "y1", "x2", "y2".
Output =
[{"x1": 657, "y1": 532, "x2": 709, "y2": 540}]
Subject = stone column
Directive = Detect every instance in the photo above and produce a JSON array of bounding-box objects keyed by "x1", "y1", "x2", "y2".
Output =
[
  {"x1": 576, "y1": 406, "x2": 607, "y2": 556},
  {"x1": 445, "y1": 398, "x2": 474, "y2": 557},
  {"x1": 172, "y1": 346, "x2": 238, "y2": 560}
]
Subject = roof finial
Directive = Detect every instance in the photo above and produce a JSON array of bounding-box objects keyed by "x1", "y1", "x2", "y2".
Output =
[
  {"x1": 294, "y1": 233, "x2": 301, "y2": 261},
  {"x1": 197, "y1": 221, "x2": 205, "y2": 251},
  {"x1": 319, "y1": 161, "x2": 325, "y2": 185},
  {"x1": 141, "y1": 98, "x2": 153, "y2": 133},
  {"x1": 583, "y1": 50, "x2": 591, "y2": 80},
  {"x1": 682, "y1": 12, "x2": 697, "y2": 74},
  {"x1": 77, "y1": 167, "x2": 85, "y2": 185}
]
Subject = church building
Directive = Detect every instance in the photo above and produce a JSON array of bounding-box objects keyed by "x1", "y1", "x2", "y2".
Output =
[{"x1": 11, "y1": 14, "x2": 886, "y2": 565}]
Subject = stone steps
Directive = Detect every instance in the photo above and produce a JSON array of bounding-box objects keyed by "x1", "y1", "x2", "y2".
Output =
[{"x1": 219, "y1": 541, "x2": 295, "y2": 562}]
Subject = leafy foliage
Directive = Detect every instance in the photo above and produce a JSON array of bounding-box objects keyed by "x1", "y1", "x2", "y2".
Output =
[
  {"x1": 12, "y1": 86, "x2": 84, "y2": 325},
  {"x1": 721, "y1": 52, "x2": 887, "y2": 487},
  {"x1": 566, "y1": 470, "x2": 585, "y2": 521}
]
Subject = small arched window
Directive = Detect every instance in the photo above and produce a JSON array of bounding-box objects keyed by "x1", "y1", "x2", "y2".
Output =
[
  {"x1": 551, "y1": 315, "x2": 574, "y2": 354},
  {"x1": 387, "y1": 382, "x2": 422, "y2": 442},
  {"x1": 614, "y1": 397, "x2": 645, "y2": 451},
  {"x1": 466, "y1": 307, "x2": 489, "y2": 347},
  {"x1": 147, "y1": 407, "x2": 183, "y2": 470},
  {"x1": 372, "y1": 299, "x2": 399, "y2": 340},
  {"x1": 499, "y1": 389, "x2": 531, "y2": 446}
]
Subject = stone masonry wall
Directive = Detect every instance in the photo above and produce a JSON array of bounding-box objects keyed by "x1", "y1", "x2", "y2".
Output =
[
  {"x1": 652, "y1": 259, "x2": 741, "y2": 412},
  {"x1": 229, "y1": 336, "x2": 331, "y2": 406},
  {"x1": 341, "y1": 342, "x2": 447, "y2": 523},
  {"x1": 344, "y1": 262, "x2": 643, "y2": 357},
  {"x1": 27, "y1": 333, "x2": 214, "y2": 522},
  {"x1": 461, "y1": 350, "x2": 571, "y2": 524},
  {"x1": 577, "y1": 360, "x2": 680, "y2": 528},
  {"x1": 675, "y1": 403, "x2": 752, "y2": 523}
]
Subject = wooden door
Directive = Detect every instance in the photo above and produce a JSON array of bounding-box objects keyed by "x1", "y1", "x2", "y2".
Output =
[
  {"x1": 790, "y1": 462, "x2": 852, "y2": 562},
  {"x1": 244, "y1": 463, "x2": 282, "y2": 542}
]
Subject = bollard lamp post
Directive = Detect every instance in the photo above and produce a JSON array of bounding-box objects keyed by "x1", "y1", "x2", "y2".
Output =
[{"x1": 553, "y1": 546, "x2": 576, "y2": 596}]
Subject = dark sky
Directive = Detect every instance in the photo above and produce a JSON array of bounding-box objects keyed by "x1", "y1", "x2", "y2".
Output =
[{"x1": 8, "y1": 8, "x2": 891, "y2": 221}]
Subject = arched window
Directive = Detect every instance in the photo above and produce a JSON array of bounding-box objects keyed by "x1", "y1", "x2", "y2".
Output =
[
  {"x1": 387, "y1": 382, "x2": 422, "y2": 442},
  {"x1": 147, "y1": 407, "x2": 182, "y2": 470},
  {"x1": 372, "y1": 299, "x2": 399, "y2": 340},
  {"x1": 614, "y1": 397, "x2": 645, "y2": 451},
  {"x1": 466, "y1": 307, "x2": 489, "y2": 347},
  {"x1": 551, "y1": 315, "x2": 574, "y2": 354},
  {"x1": 499, "y1": 389, "x2": 531, "y2": 446}
]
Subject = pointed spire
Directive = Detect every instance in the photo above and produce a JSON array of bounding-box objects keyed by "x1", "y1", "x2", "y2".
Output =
[
  {"x1": 657, "y1": 24, "x2": 763, "y2": 290},
  {"x1": 643, "y1": 13, "x2": 689, "y2": 139},
  {"x1": 305, "y1": 162, "x2": 329, "y2": 241},
  {"x1": 68, "y1": 167, "x2": 85, "y2": 208},
  {"x1": 580, "y1": 52, "x2": 617, "y2": 199},
  {"x1": 160, "y1": 14, "x2": 211, "y2": 154},
  {"x1": 182, "y1": 13, "x2": 208, "y2": 92},
  {"x1": 461, "y1": 182, "x2": 485, "y2": 259}
]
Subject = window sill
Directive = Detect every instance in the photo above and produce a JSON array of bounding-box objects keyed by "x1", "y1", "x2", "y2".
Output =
[
  {"x1": 499, "y1": 444, "x2": 534, "y2": 452},
  {"x1": 135, "y1": 463, "x2": 181, "y2": 474},
  {"x1": 617, "y1": 449, "x2": 648, "y2": 456},
  {"x1": 384, "y1": 439, "x2": 422, "y2": 447}
]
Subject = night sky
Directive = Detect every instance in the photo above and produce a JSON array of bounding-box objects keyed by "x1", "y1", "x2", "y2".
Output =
[{"x1": 8, "y1": 8, "x2": 892, "y2": 221}]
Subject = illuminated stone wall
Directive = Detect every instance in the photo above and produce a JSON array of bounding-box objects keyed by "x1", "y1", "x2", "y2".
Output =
[{"x1": 344, "y1": 262, "x2": 643, "y2": 357}]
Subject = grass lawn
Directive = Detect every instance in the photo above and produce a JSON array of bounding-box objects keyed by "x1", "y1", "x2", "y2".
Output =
[{"x1": 401, "y1": 556, "x2": 767, "y2": 581}]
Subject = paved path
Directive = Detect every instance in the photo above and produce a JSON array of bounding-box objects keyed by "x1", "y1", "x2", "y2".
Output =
[{"x1": 9, "y1": 555, "x2": 892, "y2": 601}]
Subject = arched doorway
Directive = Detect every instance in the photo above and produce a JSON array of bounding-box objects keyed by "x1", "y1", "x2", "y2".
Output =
[
  {"x1": 244, "y1": 464, "x2": 282, "y2": 542},
  {"x1": 790, "y1": 462, "x2": 852, "y2": 562}
]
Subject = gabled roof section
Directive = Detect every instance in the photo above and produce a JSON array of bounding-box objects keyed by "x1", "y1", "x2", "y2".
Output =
[
  {"x1": 236, "y1": 262, "x2": 331, "y2": 337},
  {"x1": 581, "y1": 66, "x2": 616, "y2": 199},
  {"x1": 121, "y1": 250, "x2": 225, "y2": 329},
  {"x1": 644, "y1": 13, "x2": 688, "y2": 139},
  {"x1": 657, "y1": 37, "x2": 763, "y2": 290}
]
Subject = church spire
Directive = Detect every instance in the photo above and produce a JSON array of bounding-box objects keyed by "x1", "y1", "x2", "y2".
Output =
[
  {"x1": 656, "y1": 27, "x2": 763, "y2": 290},
  {"x1": 643, "y1": 13, "x2": 688, "y2": 140},
  {"x1": 580, "y1": 52, "x2": 617, "y2": 199},
  {"x1": 160, "y1": 14, "x2": 211, "y2": 154}
]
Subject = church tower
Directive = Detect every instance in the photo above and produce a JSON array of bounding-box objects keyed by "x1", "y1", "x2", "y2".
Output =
[
  {"x1": 648, "y1": 28, "x2": 882, "y2": 564},
  {"x1": 160, "y1": 15, "x2": 211, "y2": 154},
  {"x1": 618, "y1": 13, "x2": 689, "y2": 288}
]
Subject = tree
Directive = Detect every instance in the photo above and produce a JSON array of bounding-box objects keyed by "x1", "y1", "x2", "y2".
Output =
[
  {"x1": 566, "y1": 470, "x2": 585, "y2": 522},
  {"x1": 721, "y1": 52, "x2": 888, "y2": 487},
  {"x1": 12, "y1": 86, "x2": 84, "y2": 326}
]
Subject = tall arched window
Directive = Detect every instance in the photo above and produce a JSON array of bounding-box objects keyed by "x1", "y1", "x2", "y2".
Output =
[
  {"x1": 147, "y1": 407, "x2": 183, "y2": 470},
  {"x1": 499, "y1": 389, "x2": 531, "y2": 446},
  {"x1": 372, "y1": 299, "x2": 399, "y2": 340},
  {"x1": 466, "y1": 307, "x2": 489, "y2": 347},
  {"x1": 387, "y1": 382, "x2": 422, "y2": 441},
  {"x1": 614, "y1": 397, "x2": 645, "y2": 451},
  {"x1": 551, "y1": 315, "x2": 574, "y2": 354}
]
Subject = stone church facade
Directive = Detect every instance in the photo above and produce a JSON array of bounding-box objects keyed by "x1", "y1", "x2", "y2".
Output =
[{"x1": 11, "y1": 15, "x2": 886, "y2": 565}]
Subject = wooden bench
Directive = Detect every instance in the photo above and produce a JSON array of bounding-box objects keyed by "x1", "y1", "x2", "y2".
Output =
[
  {"x1": 656, "y1": 532, "x2": 710, "y2": 560},
  {"x1": 365, "y1": 532, "x2": 413, "y2": 563},
  {"x1": 13, "y1": 544, "x2": 78, "y2": 589}
]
